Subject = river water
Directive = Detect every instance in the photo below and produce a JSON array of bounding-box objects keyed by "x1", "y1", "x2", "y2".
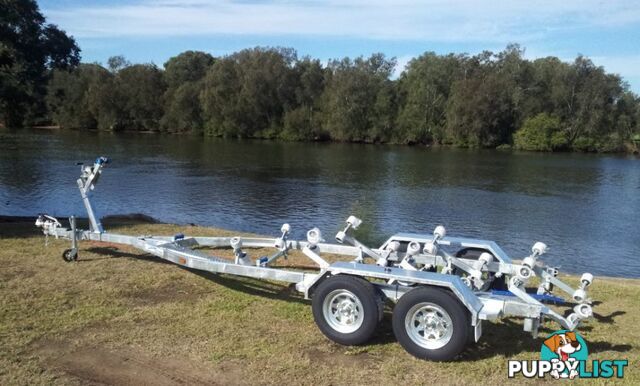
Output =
[{"x1": 1, "y1": 129, "x2": 639, "y2": 277}]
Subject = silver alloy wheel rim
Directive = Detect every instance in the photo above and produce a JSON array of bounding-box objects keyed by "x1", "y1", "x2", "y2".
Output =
[
  {"x1": 322, "y1": 289, "x2": 364, "y2": 333},
  {"x1": 405, "y1": 302, "x2": 453, "y2": 350}
]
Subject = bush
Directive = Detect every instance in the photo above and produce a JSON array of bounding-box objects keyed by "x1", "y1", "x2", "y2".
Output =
[{"x1": 513, "y1": 113, "x2": 567, "y2": 151}]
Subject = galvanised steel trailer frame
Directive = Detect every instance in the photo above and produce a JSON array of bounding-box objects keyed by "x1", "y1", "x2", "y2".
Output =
[{"x1": 36, "y1": 157, "x2": 595, "y2": 361}]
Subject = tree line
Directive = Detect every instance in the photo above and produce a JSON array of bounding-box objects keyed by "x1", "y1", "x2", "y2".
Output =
[
  {"x1": 47, "y1": 47, "x2": 640, "y2": 152},
  {"x1": 2, "y1": 1, "x2": 639, "y2": 152}
]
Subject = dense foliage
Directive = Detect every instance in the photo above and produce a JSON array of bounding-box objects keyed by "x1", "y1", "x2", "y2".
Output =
[
  {"x1": 2, "y1": 2, "x2": 639, "y2": 152},
  {"x1": 1, "y1": 0, "x2": 80, "y2": 127},
  {"x1": 41, "y1": 45, "x2": 640, "y2": 152},
  {"x1": 513, "y1": 113, "x2": 566, "y2": 151}
]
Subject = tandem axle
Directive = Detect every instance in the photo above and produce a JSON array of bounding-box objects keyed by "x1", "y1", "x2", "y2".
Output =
[{"x1": 36, "y1": 156, "x2": 595, "y2": 361}]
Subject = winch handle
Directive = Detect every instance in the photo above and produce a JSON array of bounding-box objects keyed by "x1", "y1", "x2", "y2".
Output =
[{"x1": 95, "y1": 156, "x2": 110, "y2": 165}]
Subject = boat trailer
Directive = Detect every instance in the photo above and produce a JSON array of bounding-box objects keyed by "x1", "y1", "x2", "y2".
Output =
[{"x1": 36, "y1": 156, "x2": 595, "y2": 361}]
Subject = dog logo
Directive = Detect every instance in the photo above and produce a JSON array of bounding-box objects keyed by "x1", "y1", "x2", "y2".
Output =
[
  {"x1": 509, "y1": 330, "x2": 626, "y2": 379},
  {"x1": 540, "y1": 330, "x2": 588, "y2": 379}
]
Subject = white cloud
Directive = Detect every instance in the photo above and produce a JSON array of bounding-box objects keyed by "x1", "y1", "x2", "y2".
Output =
[
  {"x1": 392, "y1": 55, "x2": 413, "y2": 79},
  {"x1": 591, "y1": 55, "x2": 640, "y2": 77},
  {"x1": 590, "y1": 55, "x2": 640, "y2": 91},
  {"x1": 43, "y1": 0, "x2": 640, "y2": 42}
]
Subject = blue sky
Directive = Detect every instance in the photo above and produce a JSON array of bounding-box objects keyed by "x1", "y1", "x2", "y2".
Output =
[{"x1": 40, "y1": 0, "x2": 640, "y2": 93}]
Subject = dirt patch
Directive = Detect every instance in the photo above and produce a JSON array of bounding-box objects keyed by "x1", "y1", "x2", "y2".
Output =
[
  {"x1": 304, "y1": 347, "x2": 376, "y2": 368},
  {"x1": 33, "y1": 339, "x2": 246, "y2": 385}
]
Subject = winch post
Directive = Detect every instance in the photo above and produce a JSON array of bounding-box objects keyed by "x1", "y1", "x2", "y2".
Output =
[
  {"x1": 78, "y1": 178, "x2": 103, "y2": 233},
  {"x1": 77, "y1": 157, "x2": 108, "y2": 233}
]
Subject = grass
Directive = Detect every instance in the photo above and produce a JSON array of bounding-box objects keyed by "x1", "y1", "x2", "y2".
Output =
[{"x1": 0, "y1": 218, "x2": 638, "y2": 385}]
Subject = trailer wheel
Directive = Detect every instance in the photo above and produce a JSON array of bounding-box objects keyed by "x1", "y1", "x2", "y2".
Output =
[
  {"x1": 62, "y1": 248, "x2": 78, "y2": 262},
  {"x1": 392, "y1": 287, "x2": 468, "y2": 361},
  {"x1": 312, "y1": 275, "x2": 381, "y2": 346}
]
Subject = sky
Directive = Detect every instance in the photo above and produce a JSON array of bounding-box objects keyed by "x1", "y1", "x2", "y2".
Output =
[{"x1": 39, "y1": 0, "x2": 640, "y2": 93}]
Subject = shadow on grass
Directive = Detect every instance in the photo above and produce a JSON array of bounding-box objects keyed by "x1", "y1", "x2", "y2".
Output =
[
  {"x1": 0, "y1": 221, "x2": 42, "y2": 238},
  {"x1": 83, "y1": 246, "x2": 174, "y2": 265},
  {"x1": 588, "y1": 341, "x2": 633, "y2": 354},
  {"x1": 460, "y1": 321, "x2": 631, "y2": 360},
  {"x1": 86, "y1": 244, "x2": 309, "y2": 305},
  {"x1": 372, "y1": 320, "x2": 525, "y2": 358},
  {"x1": 593, "y1": 310, "x2": 626, "y2": 324},
  {"x1": 185, "y1": 268, "x2": 310, "y2": 306}
]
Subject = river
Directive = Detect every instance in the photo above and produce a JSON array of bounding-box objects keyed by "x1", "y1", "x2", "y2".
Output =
[{"x1": 1, "y1": 129, "x2": 639, "y2": 277}]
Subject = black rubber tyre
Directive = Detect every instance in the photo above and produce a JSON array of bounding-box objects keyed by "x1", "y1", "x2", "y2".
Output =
[
  {"x1": 312, "y1": 275, "x2": 382, "y2": 346},
  {"x1": 392, "y1": 286, "x2": 469, "y2": 361},
  {"x1": 62, "y1": 248, "x2": 78, "y2": 262}
]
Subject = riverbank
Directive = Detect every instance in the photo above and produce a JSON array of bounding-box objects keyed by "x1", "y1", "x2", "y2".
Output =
[
  {"x1": 0, "y1": 218, "x2": 638, "y2": 384},
  {"x1": 9, "y1": 125, "x2": 640, "y2": 154}
]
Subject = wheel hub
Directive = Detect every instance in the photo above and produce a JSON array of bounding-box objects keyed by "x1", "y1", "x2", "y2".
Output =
[
  {"x1": 322, "y1": 289, "x2": 364, "y2": 333},
  {"x1": 405, "y1": 302, "x2": 453, "y2": 349}
]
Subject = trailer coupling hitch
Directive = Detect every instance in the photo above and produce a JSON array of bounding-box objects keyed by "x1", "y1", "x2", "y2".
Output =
[{"x1": 35, "y1": 214, "x2": 62, "y2": 244}]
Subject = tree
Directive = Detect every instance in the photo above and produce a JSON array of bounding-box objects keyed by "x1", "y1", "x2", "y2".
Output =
[
  {"x1": 396, "y1": 53, "x2": 465, "y2": 144},
  {"x1": 0, "y1": 0, "x2": 80, "y2": 127},
  {"x1": 613, "y1": 91, "x2": 639, "y2": 152},
  {"x1": 527, "y1": 56, "x2": 628, "y2": 151},
  {"x1": 200, "y1": 57, "x2": 244, "y2": 137},
  {"x1": 161, "y1": 51, "x2": 214, "y2": 132},
  {"x1": 107, "y1": 55, "x2": 130, "y2": 73},
  {"x1": 445, "y1": 52, "x2": 515, "y2": 147},
  {"x1": 87, "y1": 73, "x2": 125, "y2": 130},
  {"x1": 163, "y1": 51, "x2": 214, "y2": 87},
  {"x1": 162, "y1": 81, "x2": 206, "y2": 133},
  {"x1": 63, "y1": 59, "x2": 166, "y2": 131},
  {"x1": 322, "y1": 54, "x2": 396, "y2": 142},
  {"x1": 47, "y1": 63, "x2": 111, "y2": 129},
  {"x1": 201, "y1": 47, "x2": 297, "y2": 138},
  {"x1": 116, "y1": 64, "x2": 166, "y2": 131},
  {"x1": 281, "y1": 57, "x2": 327, "y2": 140}
]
